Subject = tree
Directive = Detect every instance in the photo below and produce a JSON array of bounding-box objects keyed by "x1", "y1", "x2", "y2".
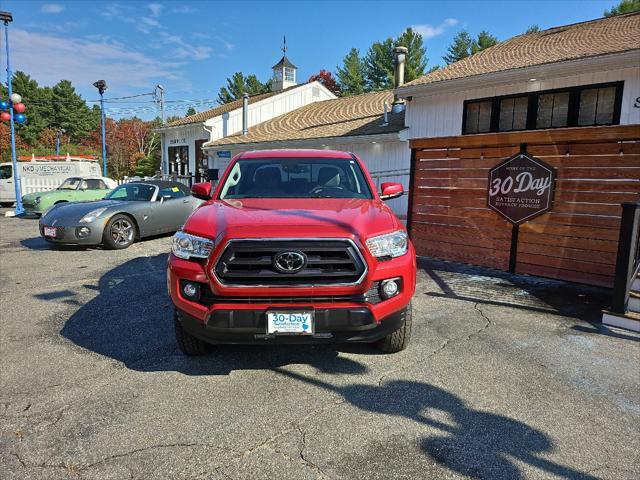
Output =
[
  {"x1": 135, "y1": 155, "x2": 161, "y2": 176},
  {"x1": 50, "y1": 80, "x2": 99, "y2": 143},
  {"x1": 443, "y1": 30, "x2": 499, "y2": 64},
  {"x1": 395, "y1": 27, "x2": 427, "y2": 84},
  {"x1": 185, "y1": 106, "x2": 197, "y2": 116},
  {"x1": 443, "y1": 30, "x2": 473, "y2": 64},
  {"x1": 336, "y1": 48, "x2": 366, "y2": 96},
  {"x1": 364, "y1": 37, "x2": 394, "y2": 91},
  {"x1": 217, "y1": 72, "x2": 271, "y2": 104},
  {"x1": 308, "y1": 70, "x2": 340, "y2": 94},
  {"x1": 525, "y1": 25, "x2": 541, "y2": 33},
  {"x1": 604, "y1": 0, "x2": 640, "y2": 16},
  {"x1": 471, "y1": 31, "x2": 499, "y2": 54}
]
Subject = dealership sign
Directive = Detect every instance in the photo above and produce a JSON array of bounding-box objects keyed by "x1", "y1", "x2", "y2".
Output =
[{"x1": 487, "y1": 153, "x2": 555, "y2": 225}]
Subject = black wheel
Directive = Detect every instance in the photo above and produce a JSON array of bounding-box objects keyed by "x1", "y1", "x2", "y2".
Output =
[
  {"x1": 0, "y1": 202, "x2": 13, "y2": 207},
  {"x1": 174, "y1": 310, "x2": 210, "y2": 356},
  {"x1": 376, "y1": 302, "x2": 412, "y2": 353},
  {"x1": 103, "y1": 214, "x2": 136, "y2": 250}
]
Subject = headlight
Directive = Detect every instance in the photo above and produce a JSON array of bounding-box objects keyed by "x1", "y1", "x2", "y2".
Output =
[
  {"x1": 172, "y1": 231, "x2": 214, "y2": 260},
  {"x1": 34, "y1": 196, "x2": 41, "y2": 204},
  {"x1": 80, "y1": 207, "x2": 107, "y2": 223},
  {"x1": 366, "y1": 230, "x2": 408, "y2": 259}
]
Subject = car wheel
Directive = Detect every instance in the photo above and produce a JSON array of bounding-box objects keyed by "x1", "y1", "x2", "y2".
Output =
[
  {"x1": 0, "y1": 202, "x2": 14, "y2": 207},
  {"x1": 376, "y1": 302, "x2": 412, "y2": 354},
  {"x1": 174, "y1": 310, "x2": 210, "y2": 356},
  {"x1": 103, "y1": 214, "x2": 136, "y2": 250}
]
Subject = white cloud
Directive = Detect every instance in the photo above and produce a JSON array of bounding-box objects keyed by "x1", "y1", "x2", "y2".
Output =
[
  {"x1": 159, "y1": 32, "x2": 213, "y2": 60},
  {"x1": 40, "y1": 3, "x2": 64, "y2": 14},
  {"x1": 411, "y1": 18, "x2": 459, "y2": 39},
  {"x1": 169, "y1": 5, "x2": 197, "y2": 14},
  {"x1": 10, "y1": 28, "x2": 181, "y2": 92},
  {"x1": 148, "y1": 3, "x2": 164, "y2": 17}
]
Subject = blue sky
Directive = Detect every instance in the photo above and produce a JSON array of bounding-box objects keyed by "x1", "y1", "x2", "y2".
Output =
[{"x1": 0, "y1": 0, "x2": 619, "y2": 119}]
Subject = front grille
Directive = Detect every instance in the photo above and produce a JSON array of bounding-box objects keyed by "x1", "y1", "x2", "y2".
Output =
[{"x1": 214, "y1": 239, "x2": 367, "y2": 286}]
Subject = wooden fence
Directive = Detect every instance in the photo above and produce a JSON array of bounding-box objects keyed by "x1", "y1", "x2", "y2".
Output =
[{"x1": 408, "y1": 125, "x2": 640, "y2": 287}]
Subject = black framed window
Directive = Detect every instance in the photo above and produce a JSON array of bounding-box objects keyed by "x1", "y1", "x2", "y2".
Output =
[{"x1": 462, "y1": 81, "x2": 623, "y2": 134}]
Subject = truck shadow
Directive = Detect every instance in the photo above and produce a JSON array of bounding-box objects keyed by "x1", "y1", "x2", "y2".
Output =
[
  {"x1": 60, "y1": 253, "x2": 371, "y2": 376},
  {"x1": 276, "y1": 369, "x2": 600, "y2": 480}
]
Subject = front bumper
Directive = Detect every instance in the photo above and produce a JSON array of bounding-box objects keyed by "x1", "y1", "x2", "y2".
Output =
[
  {"x1": 176, "y1": 306, "x2": 407, "y2": 344},
  {"x1": 38, "y1": 222, "x2": 104, "y2": 245},
  {"x1": 168, "y1": 241, "x2": 416, "y2": 343}
]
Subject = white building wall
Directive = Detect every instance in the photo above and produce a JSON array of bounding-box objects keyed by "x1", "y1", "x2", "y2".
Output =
[
  {"x1": 405, "y1": 65, "x2": 640, "y2": 139},
  {"x1": 160, "y1": 82, "x2": 335, "y2": 176}
]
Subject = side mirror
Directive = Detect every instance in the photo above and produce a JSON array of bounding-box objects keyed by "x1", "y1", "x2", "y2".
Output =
[
  {"x1": 191, "y1": 182, "x2": 213, "y2": 201},
  {"x1": 380, "y1": 182, "x2": 404, "y2": 201}
]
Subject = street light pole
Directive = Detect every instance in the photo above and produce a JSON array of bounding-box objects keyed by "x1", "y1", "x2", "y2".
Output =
[
  {"x1": 93, "y1": 80, "x2": 108, "y2": 176},
  {"x1": 1, "y1": 11, "x2": 24, "y2": 216}
]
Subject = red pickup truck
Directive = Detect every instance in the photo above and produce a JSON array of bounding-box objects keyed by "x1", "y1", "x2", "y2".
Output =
[{"x1": 167, "y1": 149, "x2": 416, "y2": 354}]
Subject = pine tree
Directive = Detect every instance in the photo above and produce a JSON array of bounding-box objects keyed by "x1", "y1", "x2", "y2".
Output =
[
  {"x1": 443, "y1": 31, "x2": 474, "y2": 64},
  {"x1": 525, "y1": 25, "x2": 541, "y2": 34},
  {"x1": 472, "y1": 31, "x2": 499, "y2": 54},
  {"x1": 364, "y1": 37, "x2": 395, "y2": 91},
  {"x1": 604, "y1": 0, "x2": 640, "y2": 16},
  {"x1": 50, "y1": 80, "x2": 98, "y2": 143},
  {"x1": 336, "y1": 48, "x2": 366, "y2": 96},
  {"x1": 395, "y1": 28, "x2": 427, "y2": 84},
  {"x1": 217, "y1": 72, "x2": 271, "y2": 104},
  {"x1": 185, "y1": 106, "x2": 197, "y2": 116}
]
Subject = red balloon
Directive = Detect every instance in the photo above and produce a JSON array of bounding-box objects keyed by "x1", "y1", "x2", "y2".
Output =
[
  {"x1": 0, "y1": 112, "x2": 10, "y2": 122},
  {"x1": 13, "y1": 103, "x2": 26, "y2": 113}
]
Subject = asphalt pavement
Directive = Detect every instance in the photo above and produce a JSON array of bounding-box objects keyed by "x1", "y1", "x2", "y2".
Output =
[{"x1": 1, "y1": 208, "x2": 638, "y2": 479}]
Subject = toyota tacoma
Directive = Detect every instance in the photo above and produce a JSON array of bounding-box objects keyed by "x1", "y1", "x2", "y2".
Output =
[{"x1": 168, "y1": 149, "x2": 416, "y2": 354}]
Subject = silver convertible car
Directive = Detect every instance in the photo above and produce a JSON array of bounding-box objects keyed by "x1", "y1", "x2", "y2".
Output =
[{"x1": 39, "y1": 180, "x2": 201, "y2": 249}]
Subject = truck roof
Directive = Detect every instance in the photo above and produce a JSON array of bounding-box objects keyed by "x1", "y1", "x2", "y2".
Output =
[{"x1": 237, "y1": 149, "x2": 354, "y2": 160}]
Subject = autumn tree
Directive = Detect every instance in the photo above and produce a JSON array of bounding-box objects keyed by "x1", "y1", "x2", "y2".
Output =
[
  {"x1": 336, "y1": 48, "x2": 366, "y2": 96},
  {"x1": 308, "y1": 70, "x2": 340, "y2": 94}
]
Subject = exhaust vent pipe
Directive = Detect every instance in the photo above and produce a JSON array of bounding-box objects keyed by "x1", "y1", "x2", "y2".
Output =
[
  {"x1": 392, "y1": 46, "x2": 408, "y2": 113},
  {"x1": 242, "y1": 93, "x2": 249, "y2": 135}
]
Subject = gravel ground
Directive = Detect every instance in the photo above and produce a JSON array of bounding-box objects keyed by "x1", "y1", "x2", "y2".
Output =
[{"x1": 0, "y1": 208, "x2": 639, "y2": 480}]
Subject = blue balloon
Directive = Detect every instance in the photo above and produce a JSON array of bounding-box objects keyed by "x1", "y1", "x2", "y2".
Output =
[
  {"x1": 0, "y1": 100, "x2": 8, "y2": 110},
  {"x1": 14, "y1": 112, "x2": 26, "y2": 124}
]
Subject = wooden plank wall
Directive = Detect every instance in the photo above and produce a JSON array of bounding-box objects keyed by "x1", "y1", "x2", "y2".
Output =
[{"x1": 408, "y1": 125, "x2": 640, "y2": 287}]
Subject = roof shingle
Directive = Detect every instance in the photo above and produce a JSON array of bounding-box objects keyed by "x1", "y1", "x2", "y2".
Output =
[
  {"x1": 160, "y1": 84, "x2": 302, "y2": 128},
  {"x1": 208, "y1": 91, "x2": 405, "y2": 147},
  {"x1": 404, "y1": 12, "x2": 640, "y2": 88}
]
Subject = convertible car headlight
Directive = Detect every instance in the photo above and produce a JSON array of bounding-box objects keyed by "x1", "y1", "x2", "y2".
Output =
[
  {"x1": 172, "y1": 231, "x2": 214, "y2": 260},
  {"x1": 34, "y1": 196, "x2": 41, "y2": 204},
  {"x1": 80, "y1": 207, "x2": 107, "y2": 223},
  {"x1": 366, "y1": 230, "x2": 408, "y2": 259}
]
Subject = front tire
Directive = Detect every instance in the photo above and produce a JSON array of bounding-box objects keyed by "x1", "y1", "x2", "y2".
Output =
[
  {"x1": 174, "y1": 310, "x2": 210, "y2": 356},
  {"x1": 103, "y1": 214, "x2": 136, "y2": 249},
  {"x1": 376, "y1": 302, "x2": 412, "y2": 353}
]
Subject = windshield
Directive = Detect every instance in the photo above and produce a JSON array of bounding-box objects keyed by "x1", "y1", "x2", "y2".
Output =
[
  {"x1": 57, "y1": 178, "x2": 82, "y2": 190},
  {"x1": 105, "y1": 183, "x2": 156, "y2": 201},
  {"x1": 219, "y1": 157, "x2": 373, "y2": 199}
]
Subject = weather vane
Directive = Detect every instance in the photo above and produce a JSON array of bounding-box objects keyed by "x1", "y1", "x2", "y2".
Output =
[{"x1": 282, "y1": 36, "x2": 287, "y2": 55}]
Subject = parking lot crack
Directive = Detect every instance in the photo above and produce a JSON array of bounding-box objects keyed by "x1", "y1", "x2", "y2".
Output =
[{"x1": 295, "y1": 423, "x2": 333, "y2": 479}]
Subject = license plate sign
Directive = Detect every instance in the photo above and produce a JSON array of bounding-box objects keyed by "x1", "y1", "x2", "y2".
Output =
[
  {"x1": 267, "y1": 311, "x2": 314, "y2": 335},
  {"x1": 44, "y1": 227, "x2": 57, "y2": 238}
]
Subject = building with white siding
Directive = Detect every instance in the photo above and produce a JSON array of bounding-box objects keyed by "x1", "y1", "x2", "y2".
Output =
[
  {"x1": 203, "y1": 90, "x2": 410, "y2": 218},
  {"x1": 155, "y1": 52, "x2": 335, "y2": 183}
]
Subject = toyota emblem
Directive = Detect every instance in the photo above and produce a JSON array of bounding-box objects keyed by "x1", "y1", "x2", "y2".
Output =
[{"x1": 273, "y1": 251, "x2": 307, "y2": 273}]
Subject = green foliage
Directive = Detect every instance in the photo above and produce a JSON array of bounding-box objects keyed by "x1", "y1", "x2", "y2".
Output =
[
  {"x1": 443, "y1": 30, "x2": 474, "y2": 64},
  {"x1": 525, "y1": 24, "x2": 541, "y2": 33},
  {"x1": 185, "y1": 106, "x2": 197, "y2": 116},
  {"x1": 471, "y1": 31, "x2": 499, "y2": 54},
  {"x1": 50, "y1": 80, "x2": 100, "y2": 142},
  {"x1": 443, "y1": 30, "x2": 499, "y2": 64},
  {"x1": 135, "y1": 155, "x2": 160, "y2": 177},
  {"x1": 336, "y1": 48, "x2": 366, "y2": 96},
  {"x1": 363, "y1": 28, "x2": 428, "y2": 91},
  {"x1": 604, "y1": 0, "x2": 640, "y2": 16},
  {"x1": 217, "y1": 72, "x2": 272, "y2": 104}
]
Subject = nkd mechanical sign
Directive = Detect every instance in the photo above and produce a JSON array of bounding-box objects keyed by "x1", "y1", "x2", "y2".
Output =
[{"x1": 487, "y1": 152, "x2": 555, "y2": 224}]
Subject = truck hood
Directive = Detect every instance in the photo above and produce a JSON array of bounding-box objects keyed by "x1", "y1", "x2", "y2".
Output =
[{"x1": 184, "y1": 198, "x2": 402, "y2": 242}]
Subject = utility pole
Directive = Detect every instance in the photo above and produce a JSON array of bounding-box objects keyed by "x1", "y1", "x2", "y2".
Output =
[
  {"x1": 155, "y1": 84, "x2": 166, "y2": 175},
  {"x1": 1, "y1": 10, "x2": 24, "y2": 216}
]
